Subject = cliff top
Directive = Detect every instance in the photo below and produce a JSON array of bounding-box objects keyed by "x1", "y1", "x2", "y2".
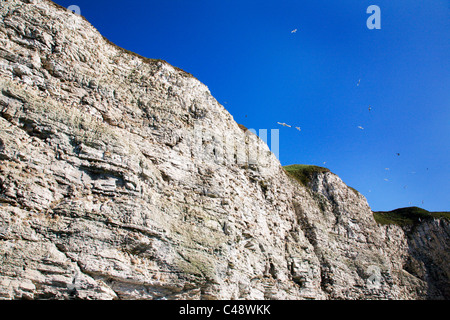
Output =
[
  {"x1": 283, "y1": 164, "x2": 331, "y2": 187},
  {"x1": 45, "y1": 0, "x2": 196, "y2": 79},
  {"x1": 373, "y1": 207, "x2": 450, "y2": 226}
]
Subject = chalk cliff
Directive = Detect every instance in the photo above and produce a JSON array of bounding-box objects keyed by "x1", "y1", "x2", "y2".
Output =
[{"x1": 0, "y1": 0, "x2": 448, "y2": 300}]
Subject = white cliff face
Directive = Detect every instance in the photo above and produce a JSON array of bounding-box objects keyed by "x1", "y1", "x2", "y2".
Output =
[
  {"x1": 0, "y1": 0, "x2": 448, "y2": 300},
  {"x1": 402, "y1": 219, "x2": 450, "y2": 298}
]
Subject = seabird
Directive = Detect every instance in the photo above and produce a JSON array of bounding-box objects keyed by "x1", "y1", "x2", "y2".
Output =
[
  {"x1": 291, "y1": 29, "x2": 298, "y2": 33},
  {"x1": 277, "y1": 122, "x2": 291, "y2": 128},
  {"x1": 295, "y1": 127, "x2": 301, "y2": 131},
  {"x1": 358, "y1": 126, "x2": 364, "y2": 130}
]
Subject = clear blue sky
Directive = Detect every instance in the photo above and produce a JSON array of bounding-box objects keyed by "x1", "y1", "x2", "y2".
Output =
[{"x1": 54, "y1": 0, "x2": 449, "y2": 212}]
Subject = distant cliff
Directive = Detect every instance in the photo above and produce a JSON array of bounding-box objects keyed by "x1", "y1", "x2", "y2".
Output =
[{"x1": 0, "y1": 0, "x2": 448, "y2": 300}]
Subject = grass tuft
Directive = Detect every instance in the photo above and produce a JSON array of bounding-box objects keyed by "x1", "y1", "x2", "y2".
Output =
[
  {"x1": 283, "y1": 164, "x2": 330, "y2": 187},
  {"x1": 373, "y1": 207, "x2": 450, "y2": 226},
  {"x1": 237, "y1": 124, "x2": 248, "y2": 132}
]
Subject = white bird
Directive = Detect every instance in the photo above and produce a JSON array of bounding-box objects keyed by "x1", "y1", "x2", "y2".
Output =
[
  {"x1": 384, "y1": 178, "x2": 389, "y2": 182},
  {"x1": 358, "y1": 126, "x2": 364, "y2": 130},
  {"x1": 295, "y1": 127, "x2": 301, "y2": 131},
  {"x1": 277, "y1": 122, "x2": 291, "y2": 128},
  {"x1": 357, "y1": 79, "x2": 361, "y2": 86},
  {"x1": 291, "y1": 29, "x2": 298, "y2": 33},
  {"x1": 385, "y1": 168, "x2": 390, "y2": 170}
]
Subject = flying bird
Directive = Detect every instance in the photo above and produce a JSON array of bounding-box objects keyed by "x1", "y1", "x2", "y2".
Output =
[
  {"x1": 385, "y1": 168, "x2": 390, "y2": 171},
  {"x1": 368, "y1": 106, "x2": 372, "y2": 112},
  {"x1": 295, "y1": 127, "x2": 301, "y2": 131},
  {"x1": 384, "y1": 178, "x2": 389, "y2": 182},
  {"x1": 358, "y1": 126, "x2": 364, "y2": 130},
  {"x1": 357, "y1": 79, "x2": 361, "y2": 86},
  {"x1": 291, "y1": 29, "x2": 298, "y2": 33},
  {"x1": 396, "y1": 153, "x2": 400, "y2": 156},
  {"x1": 277, "y1": 122, "x2": 291, "y2": 128}
]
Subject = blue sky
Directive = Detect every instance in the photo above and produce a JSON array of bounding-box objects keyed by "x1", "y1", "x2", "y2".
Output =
[{"x1": 54, "y1": 0, "x2": 449, "y2": 211}]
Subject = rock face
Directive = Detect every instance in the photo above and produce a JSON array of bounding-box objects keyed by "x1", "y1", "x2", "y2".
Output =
[{"x1": 0, "y1": 0, "x2": 448, "y2": 300}]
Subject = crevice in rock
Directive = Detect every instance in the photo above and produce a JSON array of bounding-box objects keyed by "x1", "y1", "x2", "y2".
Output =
[{"x1": 292, "y1": 200, "x2": 332, "y2": 298}]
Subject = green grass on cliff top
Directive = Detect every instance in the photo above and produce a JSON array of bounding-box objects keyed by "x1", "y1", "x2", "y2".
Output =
[
  {"x1": 284, "y1": 164, "x2": 449, "y2": 227},
  {"x1": 283, "y1": 164, "x2": 330, "y2": 187},
  {"x1": 373, "y1": 207, "x2": 450, "y2": 226}
]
